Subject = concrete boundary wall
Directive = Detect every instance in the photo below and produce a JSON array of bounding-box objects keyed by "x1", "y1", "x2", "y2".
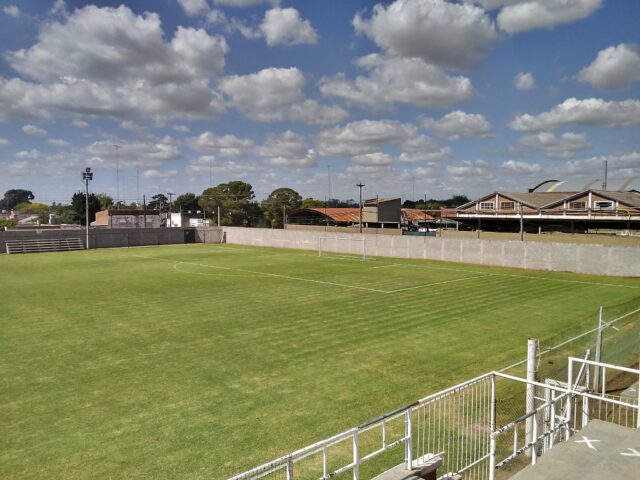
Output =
[{"x1": 223, "y1": 227, "x2": 640, "y2": 277}]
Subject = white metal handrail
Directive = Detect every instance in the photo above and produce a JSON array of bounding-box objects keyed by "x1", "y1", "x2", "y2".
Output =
[
  {"x1": 229, "y1": 373, "x2": 494, "y2": 480},
  {"x1": 229, "y1": 359, "x2": 640, "y2": 480}
]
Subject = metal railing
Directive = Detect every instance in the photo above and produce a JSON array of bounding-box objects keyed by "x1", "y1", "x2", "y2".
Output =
[
  {"x1": 229, "y1": 358, "x2": 639, "y2": 480},
  {"x1": 229, "y1": 373, "x2": 494, "y2": 480}
]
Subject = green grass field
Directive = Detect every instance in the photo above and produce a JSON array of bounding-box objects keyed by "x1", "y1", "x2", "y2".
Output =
[{"x1": 1, "y1": 244, "x2": 639, "y2": 479}]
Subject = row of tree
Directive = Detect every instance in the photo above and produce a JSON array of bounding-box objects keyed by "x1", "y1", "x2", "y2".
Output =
[{"x1": 1, "y1": 184, "x2": 470, "y2": 228}]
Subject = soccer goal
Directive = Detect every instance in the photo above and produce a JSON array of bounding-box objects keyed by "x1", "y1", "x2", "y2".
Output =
[{"x1": 318, "y1": 236, "x2": 369, "y2": 261}]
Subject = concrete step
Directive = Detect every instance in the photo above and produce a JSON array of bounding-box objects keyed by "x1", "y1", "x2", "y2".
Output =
[{"x1": 372, "y1": 455, "x2": 443, "y2": 480}]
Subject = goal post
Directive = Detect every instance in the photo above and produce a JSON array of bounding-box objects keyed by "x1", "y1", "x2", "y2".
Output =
[{"x1": 318, "y1": 236, "x2": 368, "y2": 261}]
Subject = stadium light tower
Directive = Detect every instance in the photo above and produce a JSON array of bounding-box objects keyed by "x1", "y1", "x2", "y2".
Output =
[
  {"x1": 82, "y1": 167, "x2": 93, "y2": 250},
  {"x1": 356, "y1": 183, "x2": 365, "y2": 234}
]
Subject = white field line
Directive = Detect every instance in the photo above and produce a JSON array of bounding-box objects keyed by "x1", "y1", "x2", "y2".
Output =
[
  {"x1": 387, "y1": 274, "x2": 497, "y2": 293},
  {"x1": 134, "y1": 255, "x2": 389, "y2": 293},
  {"x1": 360, "y1": 258, "x2": 639, "y2": 289},
  {"x1": 173, "y1": 262, "x2": 257, "y2": 277},
  {"x1": 498, "y1": 306, "x2": 640, "y2": 373},
  {"x1": 204, "y1": 246, "x2": 639, "y2": 290},
  {"x1": 191, "y1": 245, "x2": 252, "y2": 253}
]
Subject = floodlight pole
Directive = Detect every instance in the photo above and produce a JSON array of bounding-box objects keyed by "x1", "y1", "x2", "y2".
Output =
[
  {"x1": 357, "y1": 183, "x2": 365, "y2": 234},
  {"x1": 82, "y1": 167, "x2": 93, "y2": 250},
  {"x1": 113, "y1": 144, "x2": 121, "y2": 208}
]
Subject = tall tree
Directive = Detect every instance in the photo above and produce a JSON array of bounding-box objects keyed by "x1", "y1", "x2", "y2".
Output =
[
  {"x1": 301, "y1": 197, "x2": 326, "y2": 208},
  {"x1": 96, "y1": 193, "x2": 114, "y2": 211},
  {"x1": 14, "y1": 202, "x2": 50, "y2": 224},
  {"x1": 199, "y1": 181, "x2": 256, "y2": 226},
  {"x1": 147, "y1": 194, "x2": 168, "y2": 211},
  {"x1": 0, "y1": 189, "x2": 34, "y2": 211},
  {"x1": 71, "y1": 192, "x2": 101, "y2": 226},
  {"x1": 262, "y1": 188, "x2": 302, "y2": 228},
  {"x1": 174, "y1": 193, "x2": 200, "y2": 213}
]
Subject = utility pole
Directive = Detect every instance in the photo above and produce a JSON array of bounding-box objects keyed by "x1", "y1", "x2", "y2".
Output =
[
  {"x1": 328, "y1": 164, "x2": 331, "y2": 207},
  {"x1": 412, "y1": 176, "x2": 415, "y2": 203},
  {"x1": 167, "y1": 192, "x2": 175, "y2": 227},
  {"x1": 113, "y1": 144, "x2": 121, "y2": 208},
  {"x1": 82, "y1": 167, "x2": 93, "y2": 249},
  {"x1": 602, "y1": 160, "x2": 608, "y2": 191},
  {"x1": 282, "y1": 204, "x2": 286, "y2": 229},
  {"x1": 143, "y1": 194, "x2": 147, "y2": 228},
  {"x1": 424, "y1": 193, "x2": 427, "y2": 232},
  {"x1": 357, "y1": 183, "x2": 365, "y2": 234}
]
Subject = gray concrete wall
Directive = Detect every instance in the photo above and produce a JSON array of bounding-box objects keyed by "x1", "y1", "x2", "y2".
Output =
[
  {"x1": 285, "y1": 224, "x2": 401, "y2": 235},
  {"x1": 0, "y1": 227, "x2": 215, "y2": 252},
  {"x1": 222, "y1": 227, "x2": 640, "y2": 277},
  {"x1": 194, "y1": 227, "x2": 224, "y2": 244}
]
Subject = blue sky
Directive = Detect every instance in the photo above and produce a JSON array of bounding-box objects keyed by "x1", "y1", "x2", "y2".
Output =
[{"x1": 0, "y1": 0, "x2": 639, "y2": 205}]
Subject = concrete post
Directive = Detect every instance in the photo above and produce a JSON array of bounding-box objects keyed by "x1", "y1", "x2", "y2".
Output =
[
  {"x1": 525, "y1": 338, "x2": 538, "y2": 457},
  {"x1": 593, "y1": 306, "x2": 603, "y2": 391}
]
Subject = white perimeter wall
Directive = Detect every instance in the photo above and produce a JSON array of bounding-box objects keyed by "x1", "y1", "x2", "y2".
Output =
[{"x1": 223, "y1": 227, "x2": 640, "y2": 277}]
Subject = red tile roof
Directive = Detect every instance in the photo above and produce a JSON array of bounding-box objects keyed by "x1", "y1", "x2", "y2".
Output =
[
  {"x1": 402, "y1": 209, "x2": 435, "y2": 222},
  {"x1": 307, "y1": 208, "x2": 361, "y2": 222}
]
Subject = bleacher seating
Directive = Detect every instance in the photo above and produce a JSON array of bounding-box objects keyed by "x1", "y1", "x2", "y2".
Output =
[{"x1": 6, "y1": 237, "x2": 85, "y2": 254}]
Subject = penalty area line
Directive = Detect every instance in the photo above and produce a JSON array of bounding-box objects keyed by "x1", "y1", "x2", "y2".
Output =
[
  {"x1": 387, "y1": 274, "x2": 496, "y2": 293},
  {"x1": 133, "y1": 254, "x2": 389, "y2": 294}
]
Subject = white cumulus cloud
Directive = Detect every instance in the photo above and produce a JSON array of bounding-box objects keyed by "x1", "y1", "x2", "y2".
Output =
[
  {"x1": 1, "y1": 5, "x2": 228, "y2": 123},
  {"x1": 188, "y1": 131, "x2": 254, "y2": 158},
  {"x1": 260, "y1": 8, "x2": 318, "y2": 46},
  {"x1": 421, "y1": 111, "x2": 492, "y2": 140},
  {"x1": 177, "y1": 0, "x2": 210, "y2": 16},
  {"x1": 48, "y1": 138, "x2": 71, "y2": 148},
  {"x1": 578, "y1": 43, "x2": 640, "y2": 90},
  {"x1": 509, "y1": 98, "x2": 640, "y2": 131},
  {"x1": 316, "y1": 119, "x2": 418, "y2": 157},
  {"x1": 320, "y1": 54, "x2": 474, "y2": 109},
  {"x1": 352, "y1": 152, "x2": 394, "y2": 166},
  {"x1": 353, "y1": 0, "x2": 498, "y2": 71},
  {"x1": 22, "y1": 124, "x2": 47, "y2": 136},
  {"x1": 520, "y1": 131, "x2": 592, "y2": 159},
  {"x1": 514, "y1": 72, "x2": 535, "y2": 90},
  {"x1": 220, "y1": 67, "x2": 347, "y2": 124},
  {"x1": 214, "y1": 0, "x2": 280, "y2": 6},
  {"x1": 256, "y1": 131, "x2": 316, "y2": 168},
  {"x1": 495, "y1": 0, "x2": 602, "y2": 34},
  {"x1": 501, "y1": 160, "x2": 542, "y2": 173},
  {"x1": 2, "y1": 5, "x2": 19, "y2": 17},
  {"x1": 142, "y1": 169, "x2": 178, "y2": 179}
]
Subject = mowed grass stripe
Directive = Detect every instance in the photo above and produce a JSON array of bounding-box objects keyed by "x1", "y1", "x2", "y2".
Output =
[{"x1": 1, "y1": 244, "x2": 638, "y2": 479}]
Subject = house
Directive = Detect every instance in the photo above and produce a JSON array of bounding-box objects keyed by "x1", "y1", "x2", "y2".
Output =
[
  {"x1": 169, "y1": 212, "x2": 210, "y2": 228},
  {"x1": 92, "y1": 209, "x2": 161, "y2": 229},
  {"x1": 455, "y1": 189, "x2": 640, "y2": 233},
  {"x1": 287, "y1": 198, "x2": 434, "y2": 230}
]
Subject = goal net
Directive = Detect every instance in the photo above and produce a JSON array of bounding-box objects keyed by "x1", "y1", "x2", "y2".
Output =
[{"x1": 318, "y1": 236, "x2": 369, "y2": 261}]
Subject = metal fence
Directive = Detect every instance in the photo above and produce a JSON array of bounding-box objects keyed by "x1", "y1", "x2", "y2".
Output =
[
  {"x1": 229, "y1": 355, "x2": 639, "y2": 480},
  {"x1": 229, "y1": 372, "x2": 494, "y2": 480}
]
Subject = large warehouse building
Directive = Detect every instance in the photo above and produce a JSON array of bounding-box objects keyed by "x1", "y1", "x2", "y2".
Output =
[{"x1": 455, "y1": 189, "x2": 640, "y2": 232}]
